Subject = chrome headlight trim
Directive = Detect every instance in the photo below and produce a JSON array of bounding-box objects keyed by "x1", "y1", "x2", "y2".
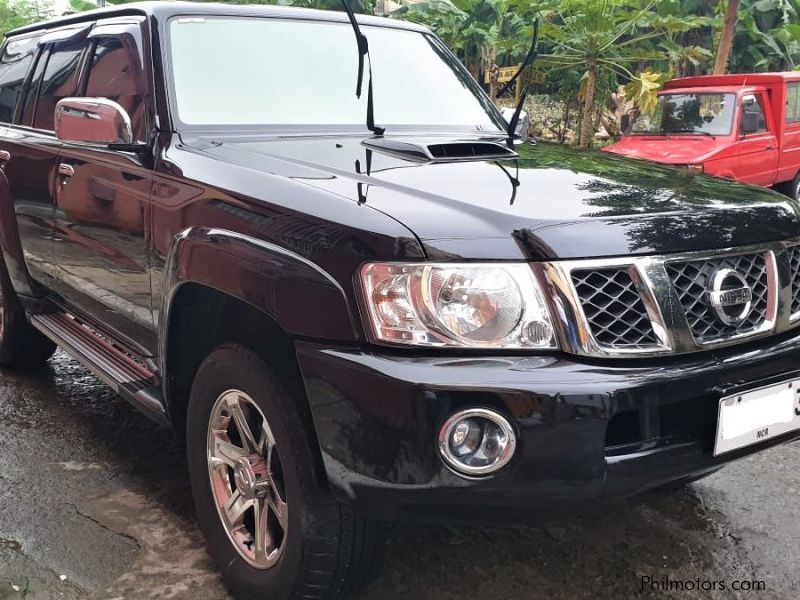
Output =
[{"x1": 359, "y1": 262, "x2": 558, "y2": 349}]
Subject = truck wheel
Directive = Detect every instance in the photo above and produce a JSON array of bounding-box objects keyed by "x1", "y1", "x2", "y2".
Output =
[
  {"x1": 781, "y1": 173, "x2": 800, "y2": 202},
  {"x1": 0, "y1": 260, "x2": 56, "y2": 368},
  {"x1": 790, "y1": 175, "x2": 800, "y2": 203},
  {"x1": 186, "y1": 344, "x2": 380, "y2": 600}
]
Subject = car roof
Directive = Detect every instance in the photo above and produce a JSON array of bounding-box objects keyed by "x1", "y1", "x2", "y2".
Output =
[
  {"x1": 7, "y1": 1, "x2": 429, "y2": 36},
  {"x1": 663, "y1": 72, "x2": 800, "y2": 90},
  {"x1": 660, "y1": 85, "x2": 762, "y2": 95}
]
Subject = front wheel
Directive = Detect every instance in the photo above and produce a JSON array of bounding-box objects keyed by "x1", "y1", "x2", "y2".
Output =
[{"x1": 186, "y1": 344, "x2": 380, "y2": 600}]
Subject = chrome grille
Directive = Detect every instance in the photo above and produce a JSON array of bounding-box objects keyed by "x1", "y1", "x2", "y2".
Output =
[
  {"x1": 544, "y1": 242, "x2": 789, "y2": 358},
  {"x1": 571, "y1": 268, "x2": 658, "y2": 348},
  {"x1": 666, "y1": 253, "x2": 769, "y2": 344},
  {"x1": 788, "y1": 245, "x2": 800, "y2": 317}
]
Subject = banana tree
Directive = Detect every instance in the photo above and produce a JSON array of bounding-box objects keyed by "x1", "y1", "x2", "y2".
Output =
[{"x1": 729, "y1": 0, "x2": 800, "y2": 71}]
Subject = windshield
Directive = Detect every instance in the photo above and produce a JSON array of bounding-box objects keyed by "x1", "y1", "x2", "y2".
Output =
[
  {"x1": 167, "y1": 17, "x2": 502, "y2": 132},
  {"x1": 630, "y1": 93, "x2": 736, "y2": 136}
]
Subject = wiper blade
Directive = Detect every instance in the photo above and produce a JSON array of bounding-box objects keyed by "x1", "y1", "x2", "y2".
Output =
[
  {"x1": 665, "y1": 129, "x2": 714, "y2": 137},
  {"x1": 339, "y1": 0, "x2": 384, "y2": 136},
  {"x1": 502, "y1": 19, "x2": 540, "y2": 146}
]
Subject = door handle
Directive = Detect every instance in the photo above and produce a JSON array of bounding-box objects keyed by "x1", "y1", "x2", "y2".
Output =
[
  {"x1": 58, "y1": 163, "x2": 75, "y2": 180},
  {"x1": 766, "y1": 144, "x2": 775, "y2": 150}
]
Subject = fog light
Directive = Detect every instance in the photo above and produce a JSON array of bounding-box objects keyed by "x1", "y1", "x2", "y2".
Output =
[{"x1": 438, "y1": 408, "x2": 517, "y2": 476}]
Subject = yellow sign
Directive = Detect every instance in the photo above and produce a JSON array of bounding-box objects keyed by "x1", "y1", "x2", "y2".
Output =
[{"x1": 484, "y1": 65, "x2": 545, "y2": 85}]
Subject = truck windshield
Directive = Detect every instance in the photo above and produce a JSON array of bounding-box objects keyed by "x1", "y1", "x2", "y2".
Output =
[
  {"x1": 630, "y1": 93, "x2": 736, "y2": 136},
  {"x1": 166, "y1": 16, "x2": 503, "y2": 133}
]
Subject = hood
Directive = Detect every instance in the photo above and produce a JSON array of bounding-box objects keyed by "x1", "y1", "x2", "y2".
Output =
[
  {"x1": 185, "y1": 135, "x2": 800, "y2": 261},
  {"x1": 604, "y1": 135, "x2": 726, "y2": 165}
]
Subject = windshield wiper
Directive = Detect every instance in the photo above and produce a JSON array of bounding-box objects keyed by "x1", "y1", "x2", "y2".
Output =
[
  {"x1": 498, "y1": 19, "x2": 540, "y2": 147},
  {"x1": 665, "y1": 128, "x2": 715, "y2": 137},
  {"x1": 339, "y1": 0, "x2": 384, "y2": 136}
]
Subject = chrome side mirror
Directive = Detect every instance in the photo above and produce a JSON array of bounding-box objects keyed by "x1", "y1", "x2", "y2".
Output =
[{"x1": 54, "y1": 98, "x2": 133, "y2": 146}]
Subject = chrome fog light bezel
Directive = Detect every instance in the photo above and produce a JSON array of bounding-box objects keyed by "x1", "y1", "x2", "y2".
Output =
[{"x1": 437, "y1": 408, "x2": 517, "y2": 477}]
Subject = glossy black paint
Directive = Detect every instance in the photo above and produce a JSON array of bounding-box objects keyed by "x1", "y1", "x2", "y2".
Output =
[
  {"x1": 193, "y1": 136, "x2": 800, "y2": 260},
  {"x1": 296, "y1": 329, "x2": 800, "y2": 519},
  {"x1": 1, "y1": 2, "x2": 800, "y2": 520}
]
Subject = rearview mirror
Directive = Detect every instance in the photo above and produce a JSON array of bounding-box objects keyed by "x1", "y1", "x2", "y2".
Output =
[{"x1": 54, "y1": 98, "x2": 133, "y2": 146}]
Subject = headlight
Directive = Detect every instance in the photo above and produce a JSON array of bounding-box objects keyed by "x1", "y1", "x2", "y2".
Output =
[{"x1": 360, "y1": 263, "x2": 557, "y2": 349}]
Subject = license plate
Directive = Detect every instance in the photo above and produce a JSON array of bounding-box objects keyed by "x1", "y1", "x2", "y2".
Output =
[{"x1": 714, "y1": 379, "x2": 800, "y2": 456}]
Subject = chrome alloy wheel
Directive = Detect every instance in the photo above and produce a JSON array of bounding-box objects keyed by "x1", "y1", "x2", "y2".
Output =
[{"x1": 207, "y1": 390, "x2": 288, "y2": 569}]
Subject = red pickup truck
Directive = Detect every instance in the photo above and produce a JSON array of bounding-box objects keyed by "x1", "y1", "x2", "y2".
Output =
[{"x1": 604, "y1": 72, "x2": 800, "y2": 200}]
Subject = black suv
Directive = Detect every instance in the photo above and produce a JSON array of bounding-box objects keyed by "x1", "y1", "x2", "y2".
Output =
[{"x1": 1, "y1": 2, "x2": 799, "y2": 598}]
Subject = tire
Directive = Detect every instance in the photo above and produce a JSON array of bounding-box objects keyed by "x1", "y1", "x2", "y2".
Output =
[
  {"x1": 186, "y1": 344, "x2": 380, "y2": 600},
  {"x1": 0, "y1": 257, "x2": 56, "y2": 368},
  {"x1": 780, "y1": 173, "x2": 800, "y2": 203}
]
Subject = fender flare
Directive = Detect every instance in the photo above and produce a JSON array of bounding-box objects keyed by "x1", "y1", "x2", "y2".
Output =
[
  {"x1": 157, "y1": 227, "x2": 360, "y2": 375},
  {"x1": 0, "y1": 169, "x2": 36, "y2": 296}
]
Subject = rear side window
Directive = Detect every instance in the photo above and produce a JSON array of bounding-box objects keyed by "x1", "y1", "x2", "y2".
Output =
[
  {"x1": 32, "y1": 39, "x2": 84, "y2": 131},
  {"x1": 85, "y1": 35, "x2": 149, "y2": 142},
  {"x1": 787, "y1": 82, "x2": 800, "y2": 124},
  {"x1": 0, "y1": 36, "x2": 39, "y2": 124}
]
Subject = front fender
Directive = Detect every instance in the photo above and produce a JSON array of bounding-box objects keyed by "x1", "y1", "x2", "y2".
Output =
[
  {"x1": 0, "y1": 169, "x2": 37, "y2": 297},
  {"x1": 158, "y1": 227, "x2": 360, "y2": 369}
]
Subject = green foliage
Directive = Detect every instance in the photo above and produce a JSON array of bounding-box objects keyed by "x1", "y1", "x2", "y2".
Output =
[
  {"x1": 1, "y1": 0, "x2": 53, "y2": 34},
  {"x1": 393, "y1": 0, "x2": 529, "y2": 86},
  {"x1": 730, "y1": 0, "x2": 800, "y2": 70},
  {"x1": 70, "y1": 0, "x2": 375, "y2": 13}
]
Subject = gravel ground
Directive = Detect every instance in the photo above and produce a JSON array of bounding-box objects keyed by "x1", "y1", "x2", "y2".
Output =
[{"x1": 1, "y1": 351, "x2": 799, "y2": 599}]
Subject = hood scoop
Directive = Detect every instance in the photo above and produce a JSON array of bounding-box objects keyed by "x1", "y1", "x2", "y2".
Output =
[{"x1": 362, "y1": 138, "x2": 517, "y2": 163}]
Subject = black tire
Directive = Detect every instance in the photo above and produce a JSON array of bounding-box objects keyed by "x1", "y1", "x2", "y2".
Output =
[
  {"x1": 780, "y1": 173, "x2": 800, "y2": 203},
  {"x1": 0, "y1": 257, "x2": 56, "y2": 368},
  {"x1": 186, "y1": 344, "x2": 380, "y2": 600}
]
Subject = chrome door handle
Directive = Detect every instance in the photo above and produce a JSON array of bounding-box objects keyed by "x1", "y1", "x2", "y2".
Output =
[{"x1": 58, "y1": 163, "x2": 75, "y2": 179}]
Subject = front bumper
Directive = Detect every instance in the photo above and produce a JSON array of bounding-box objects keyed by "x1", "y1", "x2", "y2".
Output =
[{"x1": 295, "y1": 333, "x2": 800, "y2": 522}]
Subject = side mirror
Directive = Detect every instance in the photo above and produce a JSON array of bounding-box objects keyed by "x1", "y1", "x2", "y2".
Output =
[
  {"x1": 741, "y1": 111, "x2": 760, "y2": 135},
  {"x1": 54, "y1": 98, "x2": 134, "y2": 146}
]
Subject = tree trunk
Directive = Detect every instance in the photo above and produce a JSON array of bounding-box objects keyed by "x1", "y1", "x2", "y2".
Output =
[
  {"x1": 713, "y1": 0, "x2": 740, "y2": 74},
  {"x1": 483, "y1": 46, "x2": 498, "y2": 102},
  {"x1": 579, "y1": 65, "x2": 597, "y2": 149}
]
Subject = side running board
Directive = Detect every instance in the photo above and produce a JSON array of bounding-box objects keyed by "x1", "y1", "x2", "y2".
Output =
[{"x1": 30, "y1": 313, "x2": 169, "y2": 426}]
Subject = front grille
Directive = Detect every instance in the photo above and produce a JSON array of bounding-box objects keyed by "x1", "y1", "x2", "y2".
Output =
[
  {"x1": 552, "y1": 242, "x2": 797, "y2": 358},
  {"x1": 666, "y1": 252, "x2": 769, "y2": 344},
  {"x1": 787, "y1": 245, "x2": 800, "y2": 317},
  {"x1": 571, "y1": 268, "x2": 659, "y2": 348}
]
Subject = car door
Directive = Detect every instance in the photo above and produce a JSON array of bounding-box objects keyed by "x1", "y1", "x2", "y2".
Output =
[
  {"x1": 736, "y1": 93, "x2": 779, "y2": 186},
  {"x1": 51, "y1": 18, "x2": 157, "y2": 353},
  {"x1": 0, "y1": 28, "x2": 87, "y2": 292}
]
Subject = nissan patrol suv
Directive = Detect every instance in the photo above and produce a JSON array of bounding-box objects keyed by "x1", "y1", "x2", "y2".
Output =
[{"x1": 1, "y1": 2, "x2": 800, "y2": 599}]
